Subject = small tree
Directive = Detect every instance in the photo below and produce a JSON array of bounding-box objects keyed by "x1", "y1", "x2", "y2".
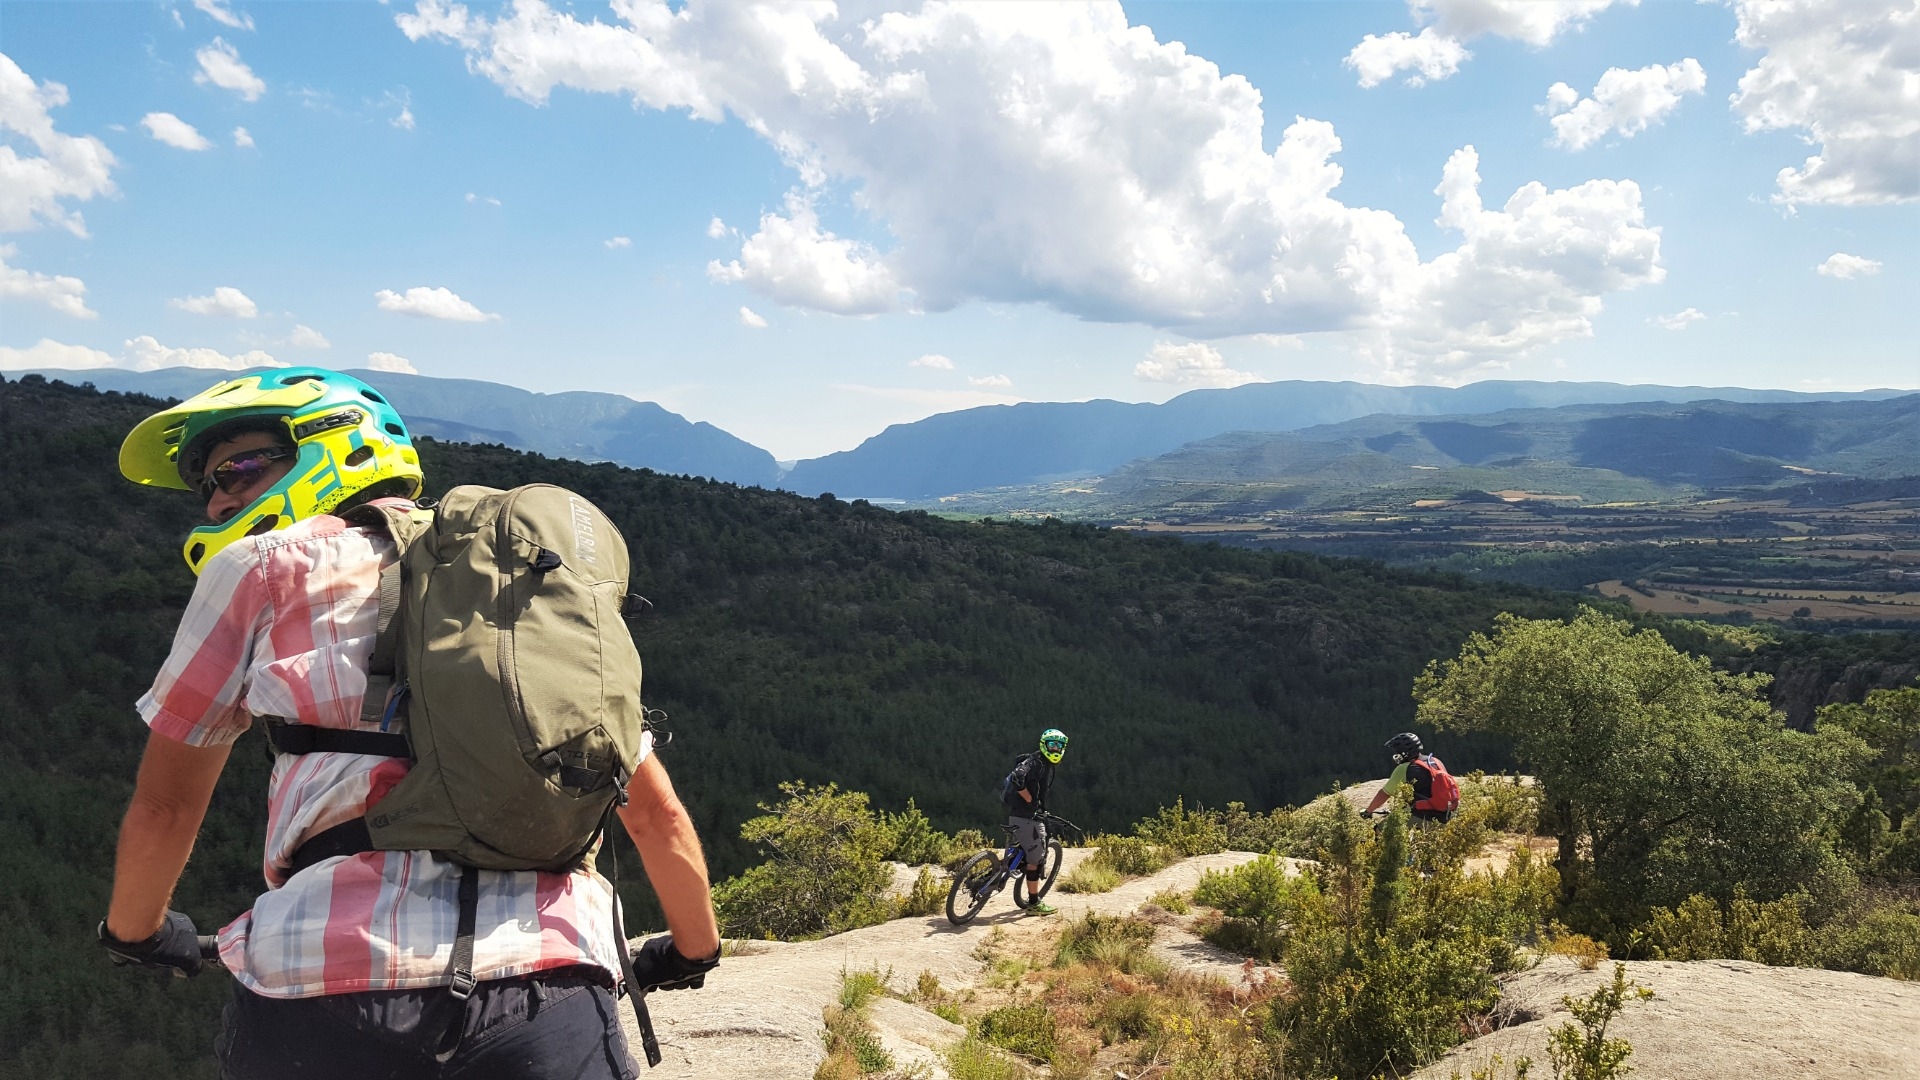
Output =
[
  {"x1": 1819, "y1": 687, "x2": 1920, "y2": 832},
  {"x1": 713, "y1": 781, "x2": 896, "y2": 940},
  {"x1": 1545, "y1": 964, "x2": 1653, "y2": 1080},
  {"x1": 1415, "y1": 608, "x2": 1869, "y2": 936}
]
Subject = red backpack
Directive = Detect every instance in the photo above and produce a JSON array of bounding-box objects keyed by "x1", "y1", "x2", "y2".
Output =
[{"x1": 1412, "y1": 754, "x2": 1461, "y2": 814}]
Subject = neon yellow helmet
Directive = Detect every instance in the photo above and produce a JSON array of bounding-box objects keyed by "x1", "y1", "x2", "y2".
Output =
[
  {"x1": 119, "y1": 367, "x2": 424, "y2": 574},
  {"x1": 1039, "y1": 728, "x2": 1068, "y2": 764}
]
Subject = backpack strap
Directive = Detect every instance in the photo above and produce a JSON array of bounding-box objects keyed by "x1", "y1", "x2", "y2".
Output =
[
  {"x1": 262, "y1": 717, "x2": 409, "y2": 758},
  {"x1": 358, "y1": 560, "x2": 406, "y2": 728}
]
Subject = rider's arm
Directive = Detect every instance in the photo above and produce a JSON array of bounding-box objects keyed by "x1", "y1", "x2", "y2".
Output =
[
  {"x1": 1363, "y1": 763, "x2": 1409, "y2": 815},
  {"x1": 110, "y1": 548, "x2": 262, "y2": 939},
  {"x1": 617, "y1": 753, "x2": 721, "y2": 961},
  {"x1": 106, "y1": 732, "x2": 231, "y2": 940}
]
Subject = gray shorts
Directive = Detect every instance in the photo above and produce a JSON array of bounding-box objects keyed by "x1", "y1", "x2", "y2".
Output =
[{"x1": 1009, "y1": 816, "x2": 1048, "y2": 871}]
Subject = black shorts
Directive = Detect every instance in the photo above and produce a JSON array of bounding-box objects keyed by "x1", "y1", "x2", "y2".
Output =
[{"x1": 215, "y1": 968, "x2": 637, "y2": 1080}]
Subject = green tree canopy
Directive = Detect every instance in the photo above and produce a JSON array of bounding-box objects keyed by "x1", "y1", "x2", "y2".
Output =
[{"x1": 1414, "y1": 608, "x2": 1869, "y2": 936}]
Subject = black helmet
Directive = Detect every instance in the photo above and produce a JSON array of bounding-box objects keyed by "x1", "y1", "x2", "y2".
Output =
[{"x1": 1385, "y1": 732, "x2": 1424, "y2": 761}]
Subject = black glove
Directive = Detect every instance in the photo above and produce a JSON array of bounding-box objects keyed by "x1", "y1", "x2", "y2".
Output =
[
  {"x1": 629, "y1": 934, "x2": 718, "y2": 992},
  {"x1": 100, "y1": 910, "x2": 204, "y2": 978}
]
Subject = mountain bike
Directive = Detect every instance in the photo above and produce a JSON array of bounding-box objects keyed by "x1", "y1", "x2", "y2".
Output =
[{"x1": 945, "y1": 811, "x2": 1077, "y2": 926}]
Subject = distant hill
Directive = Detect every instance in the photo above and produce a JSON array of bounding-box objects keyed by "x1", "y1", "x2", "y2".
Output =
[
  {"x1": 3, "y1": 366, "x2": 783, "y2": 487},
  {"x1": 782, "y1": 380, "x2": 1913, "y2": 499},
  {"x1": 937, "y1": 394, "x2": 1920, "y2": 517}
]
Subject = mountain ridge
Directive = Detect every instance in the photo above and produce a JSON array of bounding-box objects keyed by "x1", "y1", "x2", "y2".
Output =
[
  {"x1": 782, "y1": 379, "x2": 1914, "y2": 499},
  {"x1": 2, "y1": 365, "x2": 783, "y2": 487}
]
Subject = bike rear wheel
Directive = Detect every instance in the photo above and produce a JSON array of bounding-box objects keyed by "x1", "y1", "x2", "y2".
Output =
[{"x1": 946, "y1": 852, "x2": 999, "y2": 925}]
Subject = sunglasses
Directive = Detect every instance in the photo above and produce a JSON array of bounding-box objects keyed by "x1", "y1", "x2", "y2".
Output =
[{"x1": 199, "y1": 446, "x2": 296, "y2": 500}]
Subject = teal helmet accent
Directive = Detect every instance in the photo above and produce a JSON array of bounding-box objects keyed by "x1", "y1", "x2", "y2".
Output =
[
  {"x1": 1039, "y1": 728, "x2": 1068, "y2": 764},
  {"x1": 120, "y1": 367, "x2": 424, "y2": 574}
]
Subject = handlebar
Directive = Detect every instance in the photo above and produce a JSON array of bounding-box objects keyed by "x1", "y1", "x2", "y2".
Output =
[
  {"x1": 1034, "y1": 811, "x2": 1080, "y2": 833},
  {"x1": 198, "y1": 935, "x2": 224, "y2": 968}
]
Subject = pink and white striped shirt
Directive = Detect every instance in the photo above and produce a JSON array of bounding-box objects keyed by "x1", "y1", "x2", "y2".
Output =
[{"x1": 138, "y1": 507, "x2": 640, "y2": 999}]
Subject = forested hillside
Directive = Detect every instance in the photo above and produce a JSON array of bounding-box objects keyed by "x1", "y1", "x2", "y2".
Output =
[{"x1": 1, "y1": 373, "x2": 1911, "y2": 1079}]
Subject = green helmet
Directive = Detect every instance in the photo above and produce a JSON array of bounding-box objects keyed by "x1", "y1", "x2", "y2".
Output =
[
  {"x1": 1039, "y1": 728, "x2": 1068, "y2": 764},
  {"x1": 120, "y1": 367, "x2": 424, "y2": 575}
]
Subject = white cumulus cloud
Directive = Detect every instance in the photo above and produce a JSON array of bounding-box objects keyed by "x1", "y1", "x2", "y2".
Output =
[
  {"x1": 283, "y1": 324, "x2": 330, "y2": 348},
  {"x1": 0, "y1": 334, "x2": 278, "y2": 372},
  {"x1": 605, "y1": 235, "x2": 633, "y2": 249},
  {"x1": 706, "y1": 216, "x2": 729, "y2": 239},
  {"x1": 194, "y1": 38, "x2": 265, "y2": 102},
  {"x1": 1817, "y1": 252, "x2": 1885, "y2": 278},
  {"x1": 966, "y1": 373, "x2": 1013, "y2": 388},
  {"x1": 1732, "y1": 0, "x2": 1920, "y2": 206},
  {"x1": 232, "y1": 125, "x2": 254, "y2": 148},
  {"x1": 122, "y1": 334, "x2": 280, "y2": 371},
  {"x1": 1349, "y1": 0, "x2": 1636, "y2": 87},
  {"x1": 1366, "y1": 145, "x2": 1665, "y2": 378},
  {"x1": 0, "y1": 337, "x2": 116, "y2": 370},
  {"x1": 0, "y1": 243, "x2": 95, "y2": 318},
  {"x1": 1135, "y1": 341, "x2": 1258, "y2": 387},
  {"x1": 404, "y1": 0, "x2": 1666, "y2": 376},
  {"x1": 193, "y1": 0, "x2": 254, "y2": 32},
  {"x1": 169, "y1": 285, "x2": 258, "y2": 318},
  {"x1": 0, "y1": 54, "x2": 118, "y2": 236},
  {"x1": 1346, "y1": 29, "x2": 1470, "y2": 89},
  {"x1": 374, "y1": 285, "x2": 499, "y2": 321},
  {"x1": 909, "y1": 353, "x2": 954, "y2": 369},
  {"x1": 365, "y1": 351, "x2": 418, "y2": 373},
  {"x1": 1653, "y1": 307, "x2": 1707, "y2": 330},
  {"x1": 142, "y1": 112, "x2": 212, "y2": 151},
  {"x1": 1545, "y1": 59, "x2": 1706, "y2": 151},
  {"x1": 707, "y1": 193, "x2": 898, "y2": 315},
  {"x1": 738, "y1": 305, "x2": 768, "y2": 328}
]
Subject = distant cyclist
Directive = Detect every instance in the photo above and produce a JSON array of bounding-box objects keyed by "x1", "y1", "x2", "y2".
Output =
[
  {"x1": 1004, "y1": 728, "x2": 1068, "y2": 915},
  {"x1": 1363, "y1": 731, "x2": 1460, "y2": 824}
]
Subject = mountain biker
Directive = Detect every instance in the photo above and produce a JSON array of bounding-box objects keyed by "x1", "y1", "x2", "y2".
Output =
[
  {"x1": 1005, "y1": 728, "x2": 1068, "y2": 916},
  {"x1": 1363, "y1": 731, "x2": 1459, "y2": 825},
  {"x1": 98, "y1": 368, "x2": 720, "y2": 1079}
]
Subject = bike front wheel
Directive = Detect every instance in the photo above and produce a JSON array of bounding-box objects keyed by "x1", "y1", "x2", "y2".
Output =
[
  {"x1": 946, "y1": 852, "x2": 999, "y2": 925},
  {"x1": 1014, "y1": 840, "x2": 1065, "y2": 905}
]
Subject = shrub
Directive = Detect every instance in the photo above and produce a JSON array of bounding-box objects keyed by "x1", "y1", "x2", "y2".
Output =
[
  {"x1": 1147, "y1": 886, "x2": 1190, "y2": 915},
  {"x1": 1133, "y1": 797, "x2": 1228, "y2": 856},
  {"x1": 1286, "y1": 790, "x2": 1372, "y2": 869},
  {"x1": 978, "y1": 1005, "x2": 1056, "y2": 1061},
  {"x1": 1193, "y1": 855, "x2": 1306, "y2": 963},
  {"x1": 1460, "y1": 773, "x2": 1543, "y2": 835},
  {"x1": 1055, "y1": 913, "x2": 1158, "y2": 969},
  {"x1": 1088, "y1": 835, "x2": 1173, "y2": 877},
  {"x1": 1640, "y1": 890, "x2": 1814, "y2": 966},
  {"x1": 1057, "y1": 861, "x2": 1120, "y2": 894},
  {"x1": 714, "y1": 781, "x2": 897, "y2": 941},
  {"x1": 1280, "y1": 926, "x2": 1497, "y2": 1079},
  {"x1": 896, "y1": 867, "x2": 945, "y2": 918},
  {"x1": 1220, "y1": 800, "x2": 1298, "y2": 854},
  {"x1": 881, "y1": 799, "x2": 972, "y2": 866},
  {"x1": 1090, "y1": 993, "x2": 1157, "y2": 1045},
  {"x1": 944, "y1": 1035, "x2": 1027, "y2": 1080},
  {"x1": 1544, "y1": 930, "x2": 1608, "y2": 971},
  {"x1": 816, "y1": 970, "x2": 895, "y2": 1079},
  {"x1": 1814, "y1": 905, "x2": 1920, "y2": 979},
  {"x1": 1543, "y1": 964, "x2": 1653, "y2": 1080}
]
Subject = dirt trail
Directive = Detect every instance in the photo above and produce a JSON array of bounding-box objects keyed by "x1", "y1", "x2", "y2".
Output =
[
  {"x1": 626, "y1": 846, "x2": 1920, "y2": 1080},
  {"x1": 624, "y1": 851, "x2": 1264, "y2": 1079},
  {"x1": 1415, "y1": 955, "x2": 1920, "y2": 1080}
]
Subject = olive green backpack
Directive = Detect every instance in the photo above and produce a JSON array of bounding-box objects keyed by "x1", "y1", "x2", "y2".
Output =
[{"x1": 262, "y1": 484, "x2": 667, "y2": 1064}]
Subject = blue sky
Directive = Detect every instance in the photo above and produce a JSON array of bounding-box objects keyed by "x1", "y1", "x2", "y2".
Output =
[{"x1": 3, "y1": 0, "x2": 1914, "y2": 459}]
